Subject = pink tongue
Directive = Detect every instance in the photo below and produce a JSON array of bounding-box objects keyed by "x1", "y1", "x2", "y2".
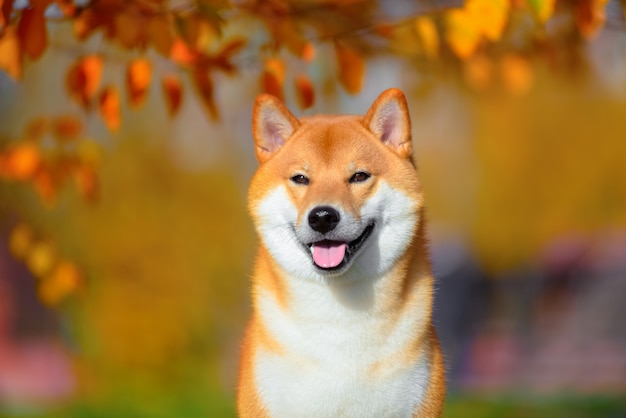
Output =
[{"x1": 312, "y1": 241, "x2": 347, "y2": 268}]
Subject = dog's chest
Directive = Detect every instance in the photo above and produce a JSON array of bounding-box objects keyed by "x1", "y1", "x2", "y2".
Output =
[
  {"x1": 254, "y1": 341, "x2": 429, "y2": 418},
  {"x1": 254, "y1": 288, "x2": 430, "y2": 417}
]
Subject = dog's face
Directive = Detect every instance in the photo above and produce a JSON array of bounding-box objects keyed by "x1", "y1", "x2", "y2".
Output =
[{"x1": 249, "y1": 89, "x2": 424, "y2": 282}]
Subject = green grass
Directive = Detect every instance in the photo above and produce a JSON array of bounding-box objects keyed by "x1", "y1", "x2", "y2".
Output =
[
  {"x1": 0, "y1": 390, "x2": 236, "y2": 418},
  {"x1": 443, "y1": 393, "x2": 626, "y2": 418},
  {"x1": 2, "y1": 392, "x2": 625, "y2": 417}
]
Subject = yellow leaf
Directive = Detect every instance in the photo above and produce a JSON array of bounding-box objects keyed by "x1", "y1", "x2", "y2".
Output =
[
  {"x1": 76, "y1": 139, "x2": 102, "y2": 166},
  {"x1": 0, "y1": 26, "x2": 21, "y2": 80},
  {"x1": 527, "y1": 0, "x2": 557, "y2": 23},
  {"x1": 9, "y1": 223, "x2": 35, "y2": 260},
  {"x1": 99, "y1": 86, "x2": 121, "y2": 131},
  {"x1": 335, "y1": 42, "x2": 365, "y2": 94},
  {"x1": 466, "y1": 0, "x2": 510, "y2": 42},
  {"x1": 26, "y1": 240, "x2": 57, "y2": 278},
  {"x1": 126, "y1": 58, "x2": 152, "y2": 107},
  {"x1": 414, "y1": 17, "x2": 439, "y2": 59},
  {"x1": 445, "y1": 9, "x2": 481, "y2": 59}
]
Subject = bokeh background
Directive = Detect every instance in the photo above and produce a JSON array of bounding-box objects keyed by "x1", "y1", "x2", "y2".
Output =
[{"x1": 1, "y1": 0, "x2": 626, "y2": 416}]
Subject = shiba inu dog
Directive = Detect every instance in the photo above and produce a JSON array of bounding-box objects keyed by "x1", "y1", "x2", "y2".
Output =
[{"x1": 238, "y1": 89, "x2": 445, "y2": 417}]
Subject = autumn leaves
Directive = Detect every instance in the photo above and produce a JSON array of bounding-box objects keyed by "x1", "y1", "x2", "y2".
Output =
[
  {"x1": 9, "y1": 222, "x2": 82, "y2": 306},
  {"x1": 0, "y1": 116, "x2": 100, "y2": 206},
  {"x1": 1, "y1": 0, "x2": 620, "y2": 133}
]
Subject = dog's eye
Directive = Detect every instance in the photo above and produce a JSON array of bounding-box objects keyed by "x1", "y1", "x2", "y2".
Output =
[
  {"x1": 290, "y1": 174, "x2": 310, "y2": 185},
  {"x1": 349, "y1": 171, "x2": 371, "y2": 183}
]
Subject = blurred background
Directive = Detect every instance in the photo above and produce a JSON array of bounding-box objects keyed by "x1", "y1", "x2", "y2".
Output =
[{"x1": 1, "y1": 0, "x2": 626, "y2": 416}]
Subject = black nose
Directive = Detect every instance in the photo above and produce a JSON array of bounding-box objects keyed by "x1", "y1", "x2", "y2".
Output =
[{"x1": 308, "y1": 206, "x2": 340, "y2": 234}]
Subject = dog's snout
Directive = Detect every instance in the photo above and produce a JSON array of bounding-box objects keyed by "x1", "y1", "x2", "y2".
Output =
[{"x1": 308, "y1": 206, "x2": 340, "y2": 234}]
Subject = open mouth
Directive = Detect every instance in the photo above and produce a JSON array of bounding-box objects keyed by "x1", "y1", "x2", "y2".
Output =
[{"x1": 307, "y1": 223, "x2": 375, "y2": 272}]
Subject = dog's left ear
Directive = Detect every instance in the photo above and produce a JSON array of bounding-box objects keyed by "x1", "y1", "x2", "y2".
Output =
[
  {"x1": 363, "y1": 88, "x2": 412, "y2": 160},
  {"x1": 252, "y1": 94, "x2": 301, "y2": 164}
]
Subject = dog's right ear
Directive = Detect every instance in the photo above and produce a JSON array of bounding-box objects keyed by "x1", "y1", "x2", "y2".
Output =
[{"x1": 252, "y1": 94, "x2": 300, "y2": 164}]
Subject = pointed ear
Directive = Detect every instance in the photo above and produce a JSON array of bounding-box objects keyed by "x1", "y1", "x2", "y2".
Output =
[
  {"x1": 252, "y1": 94, "x2": 300, "y2": 163},
  {"x1": 363, "y1": 88, "x2": 412, "y2": 160}
]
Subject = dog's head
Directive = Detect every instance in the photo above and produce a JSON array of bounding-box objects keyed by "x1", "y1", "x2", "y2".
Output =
[{"x1": 248, "y1": 89, "x2": 424, "y2": 282}]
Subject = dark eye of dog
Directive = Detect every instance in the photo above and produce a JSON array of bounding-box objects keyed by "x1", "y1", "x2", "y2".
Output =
[
  {"x1": 290, "y1": 174, "x2": 310, "y2": 185},
  {"x1": 349, "y1": 171, "x2": 371, "y2": 183}
]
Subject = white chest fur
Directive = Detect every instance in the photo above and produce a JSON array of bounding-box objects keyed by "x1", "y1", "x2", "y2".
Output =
[{"x1": 253, "y1": 278, "x2": 431, "y2": 418}]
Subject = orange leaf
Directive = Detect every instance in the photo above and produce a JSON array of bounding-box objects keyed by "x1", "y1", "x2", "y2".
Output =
[
  {"x1": 73, "y1": 9, "x2": 98, "y2": 40},
  {"x1": 66, "y1": 55, "x2": 103, "y2": 108},
  {"x1": 261, "y1": 58, "x2": 285, "y2": 100},
  {"x1": 445, "y1": 8, "x2": 482, "y2": 59},
  {"x1": 414, "y1": 17, "x2": 439, "y2": 59},
  {"x1": 115, "y1": 9, "x2": 146, "y2": 49},
  {"x1": 74, "y1": 164, "x2": 98, "y2": 203},
  {"x1": 273, "y1": 19, "x2": 306, "y2": 56},
  {"x1": 147, "y1": 15, "x2": 174, "y2": 56},
  {"x1": 161, "y1": 75, "x2": 183, "y2": 117},
  {"x1": 9, "y1": 223, "x2": 35, "y2": 260},
  {"x1": 0, "y1": 143, "x2": 41, "y2": 180},
  {"x1": 335, "y1": 42, "x2": 365, "y2": 94},
  {"x1": 33, "y1": 168, "x2": 57, "y2": 206},
  {"x1": 295, "y1": 74, "x2": 315, "y2": 110},
  {"x1": 17, "y1": 6, "x2": 48, "y2": 59},
  {"x1": 220, "y1": 37, "x2": 247, "y2": 58},
  {"x1": 301, "y1": 42, "x2": 316, "y2": 62},
  {"x1": 170, "y1": 38, "x2": 199, "y2": 65},
  {"x1": 126, "y1": 58, "x2": 152, "y2": 107},
  {"x1": 52, "y1": 115, "x2": 83, "y2": 142},
  {"x1": 1, "y1": 0, "x2": 13, "y2": 28},
  {"x1": 463, "y1": 54, "x2": 493, "y2": 91},
  {"x1": 54, "y1": 0, "x2": 76, "y2": 17},
  {"x1": 180, "y1": 17, "x2": 215, "y2": 51},
  {"x1": 0, "y1": 26, "x2": 21, "y2": 80},
  {"x1": 193, "y1": 67, "x2": 218, "y2": 120},
  {"x1": 82, "y1": 55, "x2": 103, "y2": 97},
  {"x1": 500, "y1": 54, "x2": 533, "y2": 95},
  {"x1": 99, "y1": 86, "x2": 121, "y2": 131},
  {"x1": 24, "y1": 117, "x2": 49, "y2": 141},
  {"x1": 576, "y1": 0, "x2": 609, "y2": 38},
  {"x1": 39, "y1": 260, "x2": 81, "y2": 306}
]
